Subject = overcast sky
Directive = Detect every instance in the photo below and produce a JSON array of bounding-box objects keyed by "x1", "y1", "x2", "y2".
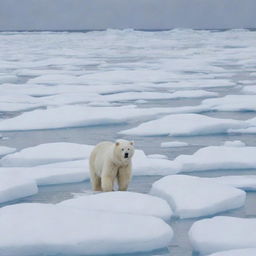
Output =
[{"x1": 0, "y1": 0, "x2": 255, "y2": 30}]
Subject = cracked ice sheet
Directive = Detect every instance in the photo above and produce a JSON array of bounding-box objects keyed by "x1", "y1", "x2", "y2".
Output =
[
  {"x1": 189, "y1": 216, "x2": 256, "y2": 255},
  {"x1": 120, "y1": 113, "x2": 247, "y2": 136},
  {"x1": 150, "y1": 175, "x2": 245, "y2": 219},
  {"x1": 0, "y1": 203, "x2": 173, "y2": 256}
]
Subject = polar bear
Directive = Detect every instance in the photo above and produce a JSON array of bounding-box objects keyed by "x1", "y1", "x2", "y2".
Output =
[{"x1": 89, "y1": 139, "x2": 134, "y2": 192}]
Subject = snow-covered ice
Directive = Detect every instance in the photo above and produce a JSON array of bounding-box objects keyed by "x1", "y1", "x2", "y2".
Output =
[
  {"x1": 189, "y1": 216, "x2": 256, "y2": 254},
  {"x1": 0, "y1": 142, "x2": 93, "y2": 167},
  {"x1": 150, "y1": 175, "x2": 245, "y2": 219},
  {"x1": 161, "y1": 141, "x2": 189, "y2": 148},
  {"x1": 0, "y1": 203, "x2": 173, "y2": 255},
  {"x1": 201, "y1": 95, "x2": 256, "y2": 112},
  {"x1": 0, "y1": 105, "x2": 179, "y2": 131},
  {"x1": 0, "y1": 173, "x2": 38, "y2": 203},
  {"x1": 175, "y1": 146, "x2": 256, "y2": 172},
  {"x1": 59, "y1": 191, "x2": 173, "y2": 220},
  {"x1": 208, "y1": 175, "x2": 256, "y2": 191},
  {"x1": 223, "y1": 140, "x2": 245, "y2": 147},
  {"x1": 0, "y1": 146, "x2": 16, "y2": 157},
  {"x1": 120, "y1": 114, "x2": 247, "y2": 136}
]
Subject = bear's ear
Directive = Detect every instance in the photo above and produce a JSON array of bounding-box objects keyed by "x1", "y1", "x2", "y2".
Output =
[
  {"x1": 130, "y1": 141, "x2": 134, "y2": 146},
  {"x1": 115, "y1": 141, "x2": 120, "y2": 146}
]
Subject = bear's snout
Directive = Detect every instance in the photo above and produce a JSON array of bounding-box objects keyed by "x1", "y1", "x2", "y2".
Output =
[{"x1": 124, "y1": 152, "x2": 129, "y2": 158}]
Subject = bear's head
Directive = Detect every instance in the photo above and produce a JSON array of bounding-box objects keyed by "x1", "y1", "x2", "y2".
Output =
[{"x1": 113, "y1": 139, "x2": 135, "y2": 165}]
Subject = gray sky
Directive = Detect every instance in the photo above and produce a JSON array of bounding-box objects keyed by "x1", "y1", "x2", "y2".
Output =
[{"x1": 0, "y1": 0, "x2": 255, "y2": 30}]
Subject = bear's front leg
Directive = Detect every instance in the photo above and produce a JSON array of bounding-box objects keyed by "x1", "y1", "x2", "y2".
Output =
[
  {"x1": 118, "y1": 166, "x2": 131, "y2": 191},
  {"x1": 101, "y1": 162, "x2": 117, "y2": 192}
]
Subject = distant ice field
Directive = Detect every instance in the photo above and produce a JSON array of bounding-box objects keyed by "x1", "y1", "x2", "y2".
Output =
[{"x1": 1, "y1": 29, "x2": 256, "y2": 256}]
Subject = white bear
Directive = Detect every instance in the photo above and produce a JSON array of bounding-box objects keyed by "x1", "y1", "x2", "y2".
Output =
[{"x1": 89, "y1": 139, "x2": 134, "y2": 192}]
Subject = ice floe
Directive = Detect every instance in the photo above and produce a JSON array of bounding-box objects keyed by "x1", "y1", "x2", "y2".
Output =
[
  {"x1": 175, "y1": 146, "x2": 256, "y2": 172},
  {"x1": 189, "y1": 216, "x2": 256, "y2": 254},
  {"x1": 208, "y1": 175, "x2": 256, "y2": 191},
  {"x1": 0, "y1": 146, "x2": 16, "y2": 157},
  {"x1": 223, "y1": 140, "x2": 245, "y2": 147},
  {"x1": 0, "y1": 142, "x2": 93, "y2": 167},
  {"x1": 0, "y1": 105, "x2": 178, "y2": 131},
  {"x1": 161, "y1": 141, "x2": 189, "y2": 147},
  {"x1": 201, "y1": 95, "x2": 256, "y2": 112},
  {"x1": 59, "y1": 191, "x2": 173, "y2": 220},
  {"x1": 0, "y1": 173, "x2": 38, "y2": 203},
  {"x1": 120, "y1": 114, "x2": 246, "y2": 136},
  {"x1": 150, "y1": 175, "x2": 245, "y2": 219},
  {"x1": 0, "y1": 203, "x2": 173, "y2": 255}
]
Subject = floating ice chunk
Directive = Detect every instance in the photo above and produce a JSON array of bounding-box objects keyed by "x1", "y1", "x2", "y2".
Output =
[
  {"x1": 0, "y1": 173, "x2": 38, "y2": 203},
  {"x1": 147, "y1": 154, "x2": 168, "y2": 159},
  {"x1": 0, "y1": 203, "x2": 173, "y2": 255},
  {"x1": 150, "y1": 175, "x2": 245, "y2": 219},
  {"x1": 189, "y1": 216, "x2": 256, "y2": 254},
  {"x1": 120, "y1": 114, "x2": 246, "y2": 136},
  {"x1": 59, "y1": 191, "x2": 173, "y2": 220},
  {"x1": 161, "y1": 141, "x2": 189, "y2": 147},
  {"x1": 208, "y1": 248, "x2": 256, "y2": 256},
  {"x1": 0, "y1": 142, "x2": 93, "y2": 167},
  {"x1": 164, "y1": 90, "x2": 218, "y2": 98},
  {"x1": 0, "y1": 105, "x2": 176, "y2": 131},
  {"x1": 223, "y1": 140, "x2": 245, "y2": 147},
  {"x1": 0, "y1": 167, "x2": 89, "y2": 186},
  {"x1": 0, "y1": 146, "x2": 16, "y2": 157},
  {"x1": 176, "y1": 146, "x2": 256, "y2": 172},
  {"x1": 202, "y1": 95, "x2": 256, "y2": 111},
  {"x1": 242, "y1": 85, "x2": 256, "y2": 94},
  {"x1": 208, "y1": 175, "x2": 256, "y2": 191},
  {"x1": 101, "y1": 90, "x2": 218, "y2": 102},
  {"x1": 230, "y1": 116, "x2": 256, "y2": 134}
]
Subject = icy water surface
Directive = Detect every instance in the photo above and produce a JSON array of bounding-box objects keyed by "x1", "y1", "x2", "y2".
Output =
[{"x1": 1, "y1": 29, "x2": 256, "y2": 255}]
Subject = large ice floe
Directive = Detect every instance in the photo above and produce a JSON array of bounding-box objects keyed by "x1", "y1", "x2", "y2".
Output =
[
  {"x1": 0, "y1": 105, "x2": 179, "y2": 131},
  {"x1": 208, "y1": 248, "x2": 256, "y2": 256},
  {"x1": 150, "y1": 175, "x2": 245, "y2": 219},
  {"x1": 189, "y1": 216, "x2": 256, "y2": 254},
  {"x1": 120, "y1": 114, "x2": 247, "y2": 136},
  {"x1": 0, "y1": 203, "x2": 173, "y2": 256},
  {"x1": 59, "y1": 191, "x2": 173, "y2": 220}
]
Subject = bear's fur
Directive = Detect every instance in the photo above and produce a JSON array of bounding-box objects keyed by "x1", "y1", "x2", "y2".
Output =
[{"x1": 89, "y1": 139, "x2": 134, "y2": 192}]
